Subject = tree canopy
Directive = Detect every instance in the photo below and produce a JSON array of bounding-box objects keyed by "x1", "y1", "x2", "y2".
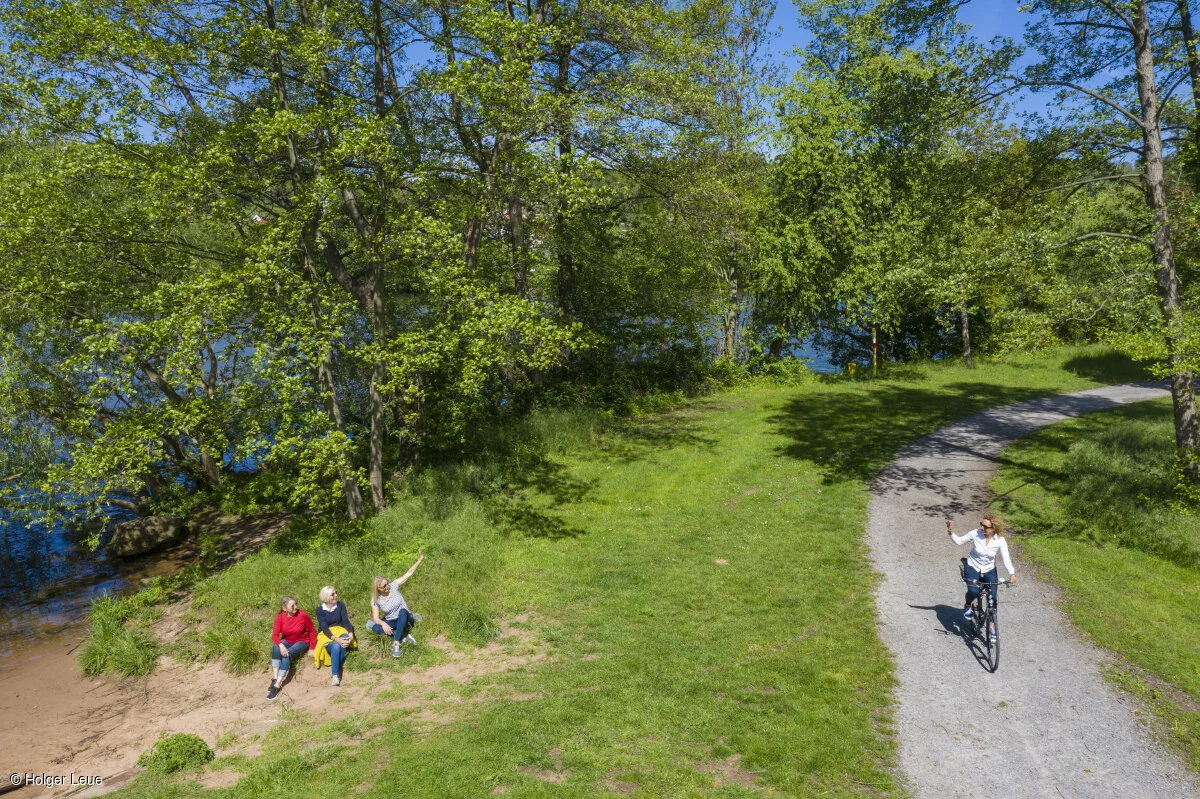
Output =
[{"x1": 0, "y1": 0, "x2": 1195, "y2": 525}]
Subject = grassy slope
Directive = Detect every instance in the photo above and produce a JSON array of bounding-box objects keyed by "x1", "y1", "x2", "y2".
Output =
[
  {"x1": 990, "y1": 399, "x2": 1200, "y2": 773},
  {"x1": 115, "y1": 347, "x2": 1139, "y2": 798}
]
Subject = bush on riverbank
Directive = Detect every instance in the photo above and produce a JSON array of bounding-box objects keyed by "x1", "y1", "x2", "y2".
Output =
[{"x1": 78, "y1": 595, "x2": 159, "y2": 678}]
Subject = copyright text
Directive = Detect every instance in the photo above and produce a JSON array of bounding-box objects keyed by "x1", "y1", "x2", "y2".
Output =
[{"x1": 9, "y1": 773, "x2": 104, "y2": 788}]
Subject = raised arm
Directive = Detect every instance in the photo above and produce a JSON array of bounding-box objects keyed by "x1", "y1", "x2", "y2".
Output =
[
  {"x1": 946, "y1": 520, "x2": 972, "y2": 545},
  {"x1": 395, "y1": 551, "x2": 425, "y2": 586}
]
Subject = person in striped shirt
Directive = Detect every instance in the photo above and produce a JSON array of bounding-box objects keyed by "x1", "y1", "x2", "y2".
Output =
[{"x1": 367, "y1": 551, "x2": 425, "y2": 658}]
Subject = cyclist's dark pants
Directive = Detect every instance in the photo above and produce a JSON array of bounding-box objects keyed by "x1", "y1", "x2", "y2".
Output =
[{"x1": 964, "y1": 563, "x2": 998, "y2": 606}]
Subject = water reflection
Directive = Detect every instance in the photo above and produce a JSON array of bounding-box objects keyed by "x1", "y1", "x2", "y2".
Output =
[{"x1": 0, "y1": 514, "x2": 166, "y2": 662}]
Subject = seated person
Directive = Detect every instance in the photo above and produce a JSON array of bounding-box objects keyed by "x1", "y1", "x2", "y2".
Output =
[
  {"x1": 367, "y1": 551, "x2": 425, "y2": 658},
  {"x1": 314, "y1": 585, "x2": 355, "y2": 686},
  {"x1": 268, "y1": 596, "x2": 316, "y2": 701}
]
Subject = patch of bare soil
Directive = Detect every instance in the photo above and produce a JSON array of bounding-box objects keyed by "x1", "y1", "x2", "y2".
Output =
[
  {"x1": 1, "y1": 616, "x2": 543, "y2": 797},
  {"x1": 518, "y1": 747, "x2": 571, "y2": 783},
  {"x1": 597, "y1": 771, "x2": 640, "y2": 794},
  {"x1": 695, "y1": 753, "x2": 760, "y2": 790}
]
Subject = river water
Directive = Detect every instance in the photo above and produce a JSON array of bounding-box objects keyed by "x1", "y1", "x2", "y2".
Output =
[{"x1": 0, "y1": 342, "x2": 842, "y2": 664}]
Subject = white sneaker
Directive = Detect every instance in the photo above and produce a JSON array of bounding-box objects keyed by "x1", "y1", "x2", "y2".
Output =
[
  {"x1": 402, "y1": 634, "x2": 417, "y2": 645},
  {"x1": 331, "y1": 675, "x2": 341, "y2": 686},
  {"x1": 392, "y1": 641, "x2": 402, "y2": 658}
]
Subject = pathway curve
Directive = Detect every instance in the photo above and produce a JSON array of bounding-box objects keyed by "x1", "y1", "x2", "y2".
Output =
[{"x1": 866, "y1": 383, "x2": 1198, "y2": 799}]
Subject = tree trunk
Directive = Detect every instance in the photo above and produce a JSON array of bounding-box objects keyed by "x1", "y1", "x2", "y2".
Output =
[
  {"x1": 1133, "y1": 0, "x2": 1200, "y2": 480},
  {"x1": 304, "y1": 236, "x2": 366, "y2": 520},
  {"x1": 554, "y1": 44, "x2": 575, "y2": 320},
  {"x1": 960, "y1": 303, "x2": 972, "y2": 368},
  {"x1": 509, "y1": 190, "x2": 529, "y2": 297},
  {"x1": 198, "y1": 449, "x2": 223, "y2": 487},
  {"x1": 464, "y1": 216, "x2": 483, "y2": 270},
  {"x1": 1180, "y1": 0, "x2": 1200, "y2": 160},
  {"x1": 719, "y1": 262, "x2": 738, "y2": 359},
  {"x1": 768, "y1": 316, "x2": 792, "y2": 361}
]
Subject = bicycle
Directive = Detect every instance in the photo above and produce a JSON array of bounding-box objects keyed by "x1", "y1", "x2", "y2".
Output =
[{"x1": 960, "y1": 559, "x2": 1012, "y2": 673}]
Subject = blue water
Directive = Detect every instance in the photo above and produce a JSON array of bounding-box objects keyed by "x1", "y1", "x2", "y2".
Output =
[{"x1": 0, "y1": 515, "x2": 139, "y2": 650}]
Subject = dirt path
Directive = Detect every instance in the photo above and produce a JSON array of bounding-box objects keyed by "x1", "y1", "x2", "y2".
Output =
[
  {"x1": 0, "y1": 619, "x2": 540, "y2": 797},
  {"x1": 867, "y1": 383, "x2": 1198, "y2": 799}
]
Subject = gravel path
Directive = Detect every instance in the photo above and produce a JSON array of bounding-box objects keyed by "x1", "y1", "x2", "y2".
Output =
[{"x1": 866, "y1": 383, "x2": 1199, "y2": 799}]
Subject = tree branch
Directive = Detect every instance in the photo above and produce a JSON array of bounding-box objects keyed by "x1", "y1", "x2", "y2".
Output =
[
  {"x1": 1016, "y1": 78, "x2": 1147, "y2": 129},
  {"x1": 1051, "y1": 231, "x2": 1148, "y2": 250}
]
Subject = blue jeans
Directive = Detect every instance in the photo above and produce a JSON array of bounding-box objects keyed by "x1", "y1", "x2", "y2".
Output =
[
  {"x1": 964, "y1": 563, "x2": 998, "y2": 605},
  {"x1": 271, "y1": 641, "x2": 309, "y2": 674},
  {"x1": 367, "y1": 609, "x2": 412, "y2": 642},
  {"x1": 326, "y1": 640, "x2": 348, "y2": 676}
]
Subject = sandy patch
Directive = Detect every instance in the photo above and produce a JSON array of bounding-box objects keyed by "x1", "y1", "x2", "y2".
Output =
[{"x1": 1, "y1": 616, "x2": 542, "y2": 796}]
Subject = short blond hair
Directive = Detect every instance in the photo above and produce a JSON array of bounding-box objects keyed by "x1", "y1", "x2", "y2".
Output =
[{"x1": 318, "y1": 585, "x2": 337, "y2": 603}]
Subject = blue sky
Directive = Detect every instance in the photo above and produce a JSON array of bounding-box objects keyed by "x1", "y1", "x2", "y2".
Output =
[
  {"x1": 772, "y1": 0, "x2": 1032, "y2": 57},
  {"x1": 770, "y1": 1, "x2": 1044, "y2": 117}
]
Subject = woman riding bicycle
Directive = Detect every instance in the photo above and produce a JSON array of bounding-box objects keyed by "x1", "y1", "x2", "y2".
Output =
[{"x1": 946, "y1": 513, "x2": 1017, "y2": 620}]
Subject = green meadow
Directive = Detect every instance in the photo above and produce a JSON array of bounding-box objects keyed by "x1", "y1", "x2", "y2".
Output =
[
  {"x1": 106, "y1": 347, "x2": 1161, "y2": 798},
  {"x1": 991, "y1": 398, "x2": 1200, "y2": 774}
]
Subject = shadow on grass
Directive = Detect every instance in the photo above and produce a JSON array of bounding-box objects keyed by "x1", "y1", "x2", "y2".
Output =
[
  {"x1": 604, "y1": 405, "x2": 719, "y2": 463},
  {"x1": 480, "y1": 453, "x2": 592, "y2": 542},
  {"x1": 487, "y1": 458, "x2": 595, "y2": 541},
  {"x1": 486, "y1": 403, "x2": 717, "y2": 538},
  {"x1": 767, "y1": 382, "x2": 1061, "y2": 485},
  {"x1": 1063, "y1": 350, "x2": 1151, "y2": 383}
]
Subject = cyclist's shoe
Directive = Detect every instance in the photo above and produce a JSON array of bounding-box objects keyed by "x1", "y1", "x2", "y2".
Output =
[{"x1": 962, "y1": 607, "x2": 973, "y2": 620}]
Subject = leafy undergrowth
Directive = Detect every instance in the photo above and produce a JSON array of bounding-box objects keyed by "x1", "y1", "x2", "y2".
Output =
[
  {"x1": 992, "y1": 399, "x2": 1200, "y2": 774},
  {"x1": 104, "y1": 345, "x2": 1145, "y2": 797}
]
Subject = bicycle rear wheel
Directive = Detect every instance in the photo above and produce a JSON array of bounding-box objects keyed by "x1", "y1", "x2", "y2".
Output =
[{"x1": 984, "y1": 608, "x2": 1000, "y2": 672}]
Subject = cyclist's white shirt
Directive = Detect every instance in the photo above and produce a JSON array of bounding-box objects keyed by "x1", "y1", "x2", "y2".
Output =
[{"x1": 952, "y1": 528, "x2": 1015, "y2": 576}]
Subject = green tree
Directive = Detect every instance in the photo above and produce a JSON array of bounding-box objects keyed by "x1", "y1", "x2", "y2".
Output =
[{"x1": 1024, "y1": 0, "x2": 1200, "y2": 481}]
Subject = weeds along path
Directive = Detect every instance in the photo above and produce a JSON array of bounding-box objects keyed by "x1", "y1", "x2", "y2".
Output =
[{"x1": 867, "y1": 383, "x2": 1198, "y2": 799}]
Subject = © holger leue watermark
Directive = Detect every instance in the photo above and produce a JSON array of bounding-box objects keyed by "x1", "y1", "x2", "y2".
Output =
[{"x1": 9, "y1": 772, "x2": 104, "y2": 788}]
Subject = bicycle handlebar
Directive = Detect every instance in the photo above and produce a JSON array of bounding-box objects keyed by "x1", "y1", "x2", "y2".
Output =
[{"x1": 961, "y1": 576, "x2": 1013, "y2": 586}]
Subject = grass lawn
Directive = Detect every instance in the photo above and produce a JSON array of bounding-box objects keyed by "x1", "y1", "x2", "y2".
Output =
[
  {"x1": 108, "y1": 347, "x2": 1146, "y2": 798},
  {"x1": 990, "y1": 398, "x2": 1200, "y2": 774}
]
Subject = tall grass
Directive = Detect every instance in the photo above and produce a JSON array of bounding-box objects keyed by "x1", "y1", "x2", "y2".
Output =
[
  {"x1": 181, "y1": 406, "x2": 613, "y2": 674},
  {"x1": 994, "y1": 401, "x2": 1199, "y2": 568},
  {"x1": 78, "y1": 596, "x2": 159, "y2": 677}
]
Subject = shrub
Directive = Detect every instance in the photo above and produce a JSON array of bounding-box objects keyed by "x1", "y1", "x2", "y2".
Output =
[
  {"x1": 78, "y1": 596, "x2": 160, "y2": 677},
  {"x1": 137, "y1": 733, "x2": 214, "y2": 774}
]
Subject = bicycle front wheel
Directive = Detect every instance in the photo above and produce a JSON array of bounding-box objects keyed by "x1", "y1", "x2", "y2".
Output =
[{"x1": 985, "y1": 609, "x2": 1000, "y2": 673}]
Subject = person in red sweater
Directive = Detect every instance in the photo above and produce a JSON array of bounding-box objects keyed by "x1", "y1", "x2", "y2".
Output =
[{"x1": 268, "y1": 596, "x2": 317, "y2": 701}]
